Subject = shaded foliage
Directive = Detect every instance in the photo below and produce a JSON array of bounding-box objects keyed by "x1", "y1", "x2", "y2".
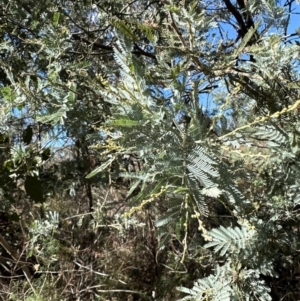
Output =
[{"x1": 1, "y1": 0, "x2": 300, "y2": 300}]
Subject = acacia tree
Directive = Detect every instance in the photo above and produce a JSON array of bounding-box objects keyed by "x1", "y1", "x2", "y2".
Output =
[{"x1": 1, "y1": 0, "x2": 300, "y2": 300}]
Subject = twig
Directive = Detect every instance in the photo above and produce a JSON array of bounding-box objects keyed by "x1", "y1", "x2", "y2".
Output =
[
  {"x1": 0, "y1": 234, "x2": 36, "y2": 296},
  {"x1": 73, "y1": 261, "x2": 109, "y2": 277}
]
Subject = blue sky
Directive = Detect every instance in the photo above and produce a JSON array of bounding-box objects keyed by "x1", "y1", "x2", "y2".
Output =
[
  {"x1": 199, "y1": 0, "x2": 300, "y2": 114},
  {"x1": 6, "y1": 1, "x2": 300, "y2": 148},
  {"x1": 46, "y1": 0, "x2": 300, "y2": 147}
]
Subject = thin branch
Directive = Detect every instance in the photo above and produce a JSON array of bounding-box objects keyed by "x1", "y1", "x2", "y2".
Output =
[
  {"x1": 0, "y1": 234, "x2": 36, "y2": 295},
  {"x1": 71, "y1": 34, "x2": 157, "y2": 60}
]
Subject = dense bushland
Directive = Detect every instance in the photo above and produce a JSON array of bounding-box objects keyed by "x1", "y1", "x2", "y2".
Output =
[{"x1": 1, "y1": 0, "x2": 300, "y2": 300}]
